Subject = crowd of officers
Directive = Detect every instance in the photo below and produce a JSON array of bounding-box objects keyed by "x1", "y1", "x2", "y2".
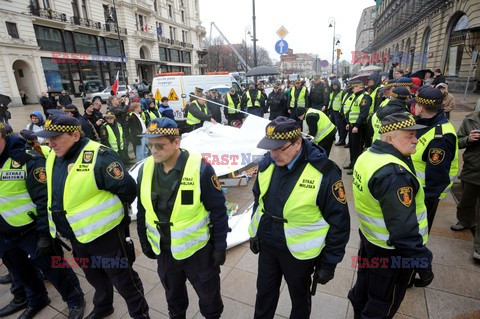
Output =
[{"x1": 0, "y1": 69, "x2": 461, "y2": 319}]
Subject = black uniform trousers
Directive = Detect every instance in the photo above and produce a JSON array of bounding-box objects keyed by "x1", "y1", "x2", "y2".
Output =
[
  {"x1": 71, "y1": 226, "x2": 149, "y2": 319},
  {"x1": 0, "y1": 228, "x2": 83, "y2": 309},
  {"x1": 317, "y1": 128, "x2": 337, "y2": 157},
  {"x1": 156, "y1": 242, "x2": 223, "y2": 319},
  {"x1": 333, "y1": 111, "x2": 347, "y2": 143},
  {"x1": 425, "y1": 198, "x2": 440, "y2": 234},
  {"x1": 364, "y1": 117, "x2": 374, "y2": 149},
  {"x1": 348, "y1": 232, "x2": 413, "y2": 319},
  {"x1": 254, "y1": 242, "x2": 316, "y2": 319},
  {"x1": 348, "y1": 126, "x2": 365, "y2": 166}
]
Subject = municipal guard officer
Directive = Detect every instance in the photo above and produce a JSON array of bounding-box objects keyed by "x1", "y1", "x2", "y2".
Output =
[
  {"x1": 328, "y1": 80, "x2": 345, "y2": 145},
  {"x1": 345, "y1": 81, "x2": 372, "y2": 175},
  {"x1": 412, "y1": 87, "x2": 458, "y2": 231},
  {"x1": 364, "y1": 73, "x2": 382, "y2": 148},
  {"x1": 337, "y1": 82, "x2": 355, "y2": 146},
  {"x1": 186, "y1": 88, "x2": 216, "y2": 131},
  {"x1": 242, "y1": 83, "x2": 265, "y2": 117},
  {"x1": 349, "y1": 113, "x2": 434, "y2": 319},
  {"x1": 371, "y1": 87, "x2": 411, "y2": 143},
  {"x1": 249, "y1": 117, "x2": 350, "y2": 318},
  {"x1": 35, "y1": 115, "x2": 150, "y2": 319},
  {"x1": 223, "y1": 86, "x2": 243, "y2": 125},
  {"x1": 136, "y1": 118, "x2": 229, "y2": 319},
  {"x1": 295, "y1": 107, "x2": 336, "y2": 156},
  {"x1": 99, "y1": 111, "x2": 129, "y2": 164},
  {"x1": 0, "y1": 122, "x2": 86, "y2": 319},
  {"x1": 287, "y1": 79, "x2": 309, "y2": 121}
]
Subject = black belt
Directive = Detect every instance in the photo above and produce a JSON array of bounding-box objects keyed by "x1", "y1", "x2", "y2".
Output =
[{"x1": 264, "y1": 212, "x2": 288, "y2": 223}]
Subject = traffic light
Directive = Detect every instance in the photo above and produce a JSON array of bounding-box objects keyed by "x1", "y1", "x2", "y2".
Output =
[{"x1": 336, "y1": 49, "x2": 342, "y2": 59}]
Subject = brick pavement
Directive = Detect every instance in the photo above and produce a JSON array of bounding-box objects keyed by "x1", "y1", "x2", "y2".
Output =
[{"x1": 0, "y1": 93, "x2": 479, "y2": 318}]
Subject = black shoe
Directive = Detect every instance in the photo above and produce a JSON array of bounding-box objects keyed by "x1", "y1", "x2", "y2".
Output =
[
  {"x1": 17, "y1": 298, "x2": 50, "y2": 319},
  {"x1": 343, "y1": 164, "x2": 352, "y2": 169},
  {"x1": 68, "y1": 298, "x2": 86, "y2": 319},
  {"x1": 0, "y1": 274, "x2": 12, "y2": 285},
  {"x1": 346, "y1": 169, "x2": 353, "y2": 175},
  {"x1": 84, "y1": 307, "x2": 114, "y2": 319},
  {"x1": 344, "y1": 144, "x2": 349, "y2": 148},
  {"x1": 0, "y1": 295, "x2": 27, "y2": 317},
  {"x1": 335, "y1": 141, "x2": 346, "y2": 146}
]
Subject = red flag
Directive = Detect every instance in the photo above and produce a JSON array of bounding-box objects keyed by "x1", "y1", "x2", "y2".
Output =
[{"x1": 112, "y1": 71, "x2": 119, "y2": 95}]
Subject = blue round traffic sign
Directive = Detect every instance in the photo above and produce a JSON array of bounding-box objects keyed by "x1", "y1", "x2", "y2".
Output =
[{"x1": 275, "y1": 40, "x2": 288, "y2": 55}]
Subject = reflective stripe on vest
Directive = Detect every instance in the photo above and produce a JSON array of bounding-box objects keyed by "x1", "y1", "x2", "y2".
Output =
[
  {"x1": 348, "y1": 93, "x2": 365, "y2": 124},
  {"x1": 227, "y1": 93, "x2": 240, "y2": 114},
  {"x1": 289, "y1": 86, "x2": 307, "y2": 108},
  {"x1": 353, "y1": 150, "x2": 428, "y2": 249},
  {"x1": 246, "y1": 91, "x2": 262, "y2": 108},
  {"x1": 105, "y1": 123, "x2": 124, "y2": 153},
  {"x1": 0, "y1": 158, "x2": 36, "y2": 227},
  {"x1": 140, "y1": 152, "x2": 210, "y2": 259},
  {"x1": 329, "y1": 91, "x2": 343, "y2": 111},
  {"x1": 306, "y1": 108, "x2": 335, "y2": 143},
  {"x1": 186, "y1": 100, "x2": 208, "y2": 125},
  {"x1": 248, "y1": 163, "x2": 330, "y2": 260},
  {"x1": 46, "y1": 140, "x2": 124, "y2": 243},
  {"x1": 411, "y1": 123, "x2": 459, "y2": 199},
  {"x1": 342, "y1": 93, "x2": 355, "y2": 114}
]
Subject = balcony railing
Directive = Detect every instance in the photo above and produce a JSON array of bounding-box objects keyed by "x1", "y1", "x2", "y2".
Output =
[
  {"x1": 103, "y1": 23, "x2": 128, "y2": 35},
  {"x1": 29, "y1": 6, "x2": 67, "y2": 22},
  {"x1": 135, "y1": 30, "x2": 156, "y2": 40},
  {"x1": 70, "y1": 16, "x2": 102, "y2": 30}
]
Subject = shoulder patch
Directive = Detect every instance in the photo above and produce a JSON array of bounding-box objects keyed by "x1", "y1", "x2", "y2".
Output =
[
  {"x1": 332, "y1": 180, "x2": 347, "y2": 204},
  {"x1": 397, "y1": 186, "x2": 413, "y2": 207},
  {"x1": 33, "y1": 167, "x2": 47, "y2": 183},
  {"x1": 106, "y1": 161, "x2": 124, "y2": 180},
  {"x1": 11, "y1": 160, "x2": 22, "y2": 169},
  {"x1": 324, "y1": 88, "x2": 329, "y2": 92},
  {"x1": 361, "y1": 99, "x2": 367, "y2": 106},
  {"x1": 82, "y1": 151, "x2": 94, "y2": 164},
  {"x1": 211, "y1": 175, "x2": 222, "y2": 191},
  {"x1": 428, "y1": 148, "x2": 445, "y2": 165},
  {"x1": 102, "y1": 130, "x2": 107, "y2": 136},
  {"x1": 377, "y1": 92, "x2": 381, "y2": 99}
]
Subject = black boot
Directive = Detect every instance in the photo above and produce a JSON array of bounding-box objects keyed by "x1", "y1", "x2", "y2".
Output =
[
  {"x1": 84, "y1": 307, "x2": 114, "y2": 319},
  {"x1": 0, "y1": 295, "x2": 27, "y2": 317},
  {"x1": 17, "y1": 298, "x2": 50, "y2": 319},
  {"x1": 68, "y1": 298, "x2": 86, "y2": 319}
]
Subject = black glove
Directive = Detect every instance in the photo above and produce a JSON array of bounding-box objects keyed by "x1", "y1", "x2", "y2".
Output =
[
  {"x1": 141, "y1": 242, "x2": 156, "y2": 260},
  {"x1": 249, "y1": 237, "x2": 260, "y2": 254},
  {"x1": 313, "y1": 263, "x2": 336, "y2": 285},
  {"x1": 414, "y1": 266, "x2": 434, "y2": 287},
  {"x1": 212, "y1": 249, "x2": 226, "y2": 267},
  {"x1": 37, "y1": 236, "x2": 55, "y2": 255}
]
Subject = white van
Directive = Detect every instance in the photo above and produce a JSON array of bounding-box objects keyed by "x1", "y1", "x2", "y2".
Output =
[{"x1": 151, "y1": 72, "x2": 243, "y2": 120}]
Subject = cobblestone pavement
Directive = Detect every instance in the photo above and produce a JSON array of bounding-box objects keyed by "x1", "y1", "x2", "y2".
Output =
[{"x1": 1, "y1": 93, "x2": 479, "y2": 318}]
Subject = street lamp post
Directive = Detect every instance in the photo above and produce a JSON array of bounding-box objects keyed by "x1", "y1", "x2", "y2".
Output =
[
  {"x1": 335, "y1": 35, "x2": 341, "y2": 77},
  {"x1": 244, "y1": 26, "x2": 251, "y2": 73},
  {"x1": 328, "y1": 17, "x2": 336, "y2": 74},
  {"x1": 108, "y1": 0, "x2": 127, "y2": 84}
]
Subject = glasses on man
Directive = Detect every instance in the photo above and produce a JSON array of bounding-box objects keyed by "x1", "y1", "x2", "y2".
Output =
[
  {"x1": 271, "y1": 142, "x2": 294, "y2": 153},
  {"x1": 146, "y1": 143, "x2": 165, "y2": 151}
]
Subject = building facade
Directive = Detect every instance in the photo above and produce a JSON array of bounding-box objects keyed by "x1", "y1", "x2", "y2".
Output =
[
  {"x1": 369, "y1": 0, "x2": 480, "y2": 92},
  {"x1": 279, "y1": 49, "x2": 329, "y2": 78},
  {"x1": 0, "y1": 0, "x2": 206, "y2": 105},
  {"x1": 353, "y1": 5, "x2": 376, "y2": 73}
]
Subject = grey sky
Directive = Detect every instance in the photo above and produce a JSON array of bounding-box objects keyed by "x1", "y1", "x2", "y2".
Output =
[{"x1": 199, "y1": 0, "x2": 375, "y2": 67}]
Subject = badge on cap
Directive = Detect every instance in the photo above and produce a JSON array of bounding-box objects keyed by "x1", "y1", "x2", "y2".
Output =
[
  {"x1": 83, "y1": 151, "x2": 94, "y2": 164},
  {"x1": 428, "y1": 148, "x2": 445, "y2": 165},
  {"x1": 397, "y1": 186, "x2": 413, "y2": 207},
  {"x1": 148, "y1": 122, "x2": 158, "y2": 132},
  {"x1": 266, "y1": 125, "x2": 275, "y2": 137},
  {"x1": 106, "y1": 162, "x2": 124, "y2": 180},
  {"x1": 33, "y1": 167, "x2": 47, "y2": 184},
  {"x1": 332, "y1": 180, "x2": 347, "y2": 204},
  {"x1": 211, "y1": 175, "x2": 222, "y2": 191},
  {"x1": 45, "y1": 119, "x2": 52, "y2": 128}
]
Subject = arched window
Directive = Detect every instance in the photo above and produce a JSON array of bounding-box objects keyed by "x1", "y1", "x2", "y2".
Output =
[
  {"x1": 445, "y1": 14, "x2": 469, "y2": 76},
  {"x1": 420, "y1": 28, "x2": 430, "y2": 69},
  {"x1": 140, "y1": 47, "x2": 146, "y2": 59}
]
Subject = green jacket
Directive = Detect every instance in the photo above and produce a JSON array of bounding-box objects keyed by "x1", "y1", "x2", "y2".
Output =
[{"x1": 457, "y1": 110, "x2": 480, "y2": 185}]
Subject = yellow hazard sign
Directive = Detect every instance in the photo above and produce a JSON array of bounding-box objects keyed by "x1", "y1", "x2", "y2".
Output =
[
  {"x1": 168, "y1": 88, "x2": 179, "y2": 101},
  {"x1": 154, "y1": 88, "x2": 162, "y2": 101}
]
